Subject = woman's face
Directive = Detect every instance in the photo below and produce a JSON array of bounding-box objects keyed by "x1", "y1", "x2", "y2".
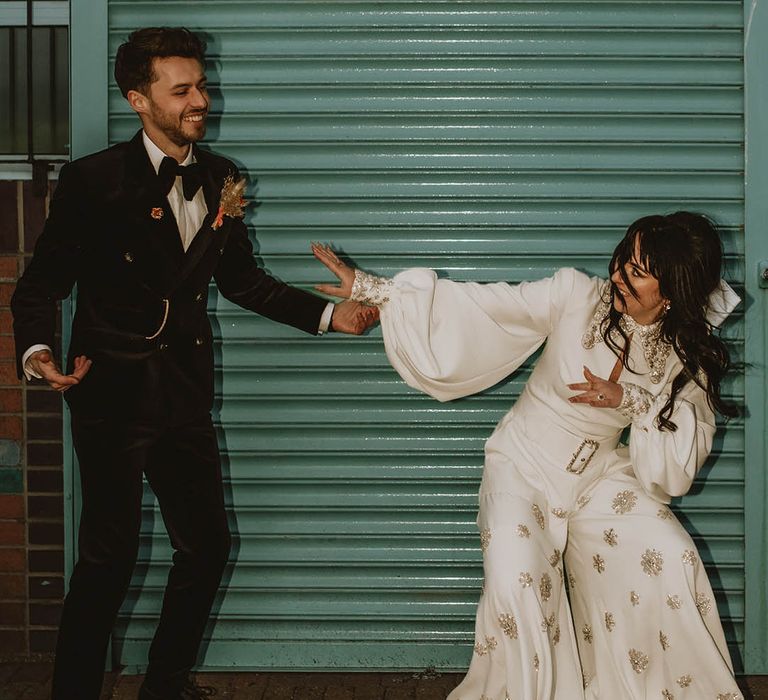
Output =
[{"x1": 611, "y1": 237, "x2": 667, "y2": 325}]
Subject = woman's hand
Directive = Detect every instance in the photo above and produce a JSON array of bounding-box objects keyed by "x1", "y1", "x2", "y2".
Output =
[
  {"x1": 312, "y1": 243, "x2": 355, "y2": 299},
  {"x1": 567, "y1": 366, "x2": 622, "y2": 409}
]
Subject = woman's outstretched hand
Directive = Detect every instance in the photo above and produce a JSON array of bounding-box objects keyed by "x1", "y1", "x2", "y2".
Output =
[
  {"x1": 312, "y1": 242, "x2": 355, "y2": 299},
  {"x1": 567, "y1": 366, "x2": 622, "y2": 409}
]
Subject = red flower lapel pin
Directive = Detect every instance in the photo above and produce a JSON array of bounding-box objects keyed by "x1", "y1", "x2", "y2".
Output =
[
  {"x1": 150, "y1": 207, "x2": 164, "y2": 220},
  {"x1": 212, "y1": 174, "x2": 247, "y2": 230}
]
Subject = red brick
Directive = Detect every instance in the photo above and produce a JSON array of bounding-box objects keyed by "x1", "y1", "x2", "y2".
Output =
[
  {"x1": 0, "y1": 257, "x2": 17, "y2": 280},
  {"x1": 0, "y1": 282, "x2": 14, "y2": 306},
  {"x1": 23, "y1": 181, "x2": 49, "y2": 254},
  {"x1": 27, "y1": 416, "x2": 61, "y2": 441},
  {"x1": 28, "y1": 495, "x2": 62, "y2": 519},
  {"x1": 29, "y1": 602, "x2": 61, "y2": 626},
  {"x1": 0, "y1": 574, "x2": 25, "y2": 598},
  {"x1": 26, "y1": 389, "x2": 62, "y2": 413},
  {"x1": 29, "y1": 576, "x2": 63, "y2": 599},
  {"x1": 0, "y1": 630, "x2": 26, "y2": 654},
  {"x1": 27, "y1": 443, "x2": 62, "y2": 467},
  {"x1": 0, "y1": 335, "x2": 14, "y2": 361},
  {"x1": 28, "y1": 522, "x2": 63, "y2": 546},
  {"x1": 0, "y1": 362, "x2": 21, "y2": 386},
  {"x1": 0, "y1": 309, "x2": 12, "y2": 334},
  {"x1": 0, "y1": 548, "x2": 25, "y2": 572},
  {"x1": 29, "y1": 629, "x2": 57, "y2": 653},
  {"x1": 28, "y1": 549, "x2": 64, "y2": 573},
  {"x1": 26, "y1": 469, "x2": 62, "y2": 493},
  {"x1": 0, "y1": 601, "x2": 24, "y2": 625},
  {"x1": 0, "y1": 388, "x2": 22, "y2": 412},
  {"x1": 0, "y1": 415, "x2": 22, "y2": 440},
  {"x1": 0, "y1": 183, "x2": 18, "y2": 255},
  {"x1": 0, "y1": 495, "x2": 24, "y2": 518},
  {"x1": 0, "y1": 522, "x2": 24, "y2": 546}
]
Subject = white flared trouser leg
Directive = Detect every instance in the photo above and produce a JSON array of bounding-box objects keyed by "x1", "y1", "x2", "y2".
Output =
[
  {"x1": 448, "y1": 492, "x2": 585, "y2": 700},
  {"x1": 565, "y1": 469, "x2": 742, "y2": 700}
]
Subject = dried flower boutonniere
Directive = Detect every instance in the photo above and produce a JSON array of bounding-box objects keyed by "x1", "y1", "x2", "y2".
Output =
[{"x1": 212, "y1": 174, "x2": 247, "y2": 230}]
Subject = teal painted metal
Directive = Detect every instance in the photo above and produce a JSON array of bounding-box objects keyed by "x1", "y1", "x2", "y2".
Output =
[
  {"x1": 743, "y1": 0, "x2": 768, "y2": 675},
  {"x1": 70, "y1": 0, "x2": 752, "y2": 671},
  {"x1": 65, "y1": 0, "x2": 108, "y2": 594}
]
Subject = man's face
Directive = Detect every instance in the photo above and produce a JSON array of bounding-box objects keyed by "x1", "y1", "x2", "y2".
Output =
[{"x1": 143, "y1": 56, "x2": 209, "y2": 147}]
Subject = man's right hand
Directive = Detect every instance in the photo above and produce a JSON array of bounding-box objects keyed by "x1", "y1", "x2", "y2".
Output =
[{"x1": 27, "y1": 350, "x2": 92, "y2": 392}]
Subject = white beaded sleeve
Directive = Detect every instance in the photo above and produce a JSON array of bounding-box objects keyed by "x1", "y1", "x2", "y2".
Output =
[{"x1": 350, "y1": 269, "x2": 394, "y2": 306}]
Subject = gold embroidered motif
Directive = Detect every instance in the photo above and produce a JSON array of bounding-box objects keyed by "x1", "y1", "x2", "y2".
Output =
[
  {"x1": 582, "y1": 624, "x2": 593, "y2": 643},
  {"x1": 604, "y1": 611, "x2": 615, "y2": 631},
  {"x1": 657, "y1": 508, "x2": 673, "y2": 520},
  {"x1": 540, "y1": 572, "x2": 552, "y2": 602},
  {"x1": 662, "y1": 691, "x2": 674, "y2": 700},
  {"x1": 532, "y1": 504, "x2": 546, "y2": 529},
  {"x1": 568, "y1": 573, "x2": 577, "y2": 590},
  {"x1": 630, "y1": 590, "x2": 640, "y2": 606},
  {"x1": 603, "y1": 528, "x2": 618, "y2": 547},
  {"x1": 551, "y1": 507, "x2": 568, "y2": 519},
  {"x1": 676, "y1": 675, "x2": 692, "y2": 688},
  {"x1": 612, "y1": 490, "x2": 638, "y2": 514},
  {"x1": 582, "y1": 282, "x2": 671, "y2": 384},
  {"x1": 666, "y1": 595, "x2": 681, "y2": 610},
  {"x1": 696, "y1": 592, "x2": 712, "y2": 616},
  {"x1": 517, "y1": 524, "x2": 530, "y2": 538},
  {"x1": 593, "y1": 554, "x2": 606, "y2": 573},
  {"x1": 577, "y1": 494, "x2": 592, "y2": 509},
  {"x1": 659, "y1": 630, "x2": 670, "y2": 650},
  {"x1": 628, "y1": 648, "x2": 649, "y2": 673},
  {"x1": 473, "y1": 635, "x2": 498, "y2": 656},
  {"x1": 681, "y1": 549, "x2": 697, "y2": 565},
  {"x1": 541, "y1": 613, "x2": 556, "y2": 633},
  {"x1": 498, "y1": 613, "x2": 518, "y2": 639},
  {"x1": 582, "y1": 671, "x2": 593, "y2": 688},
  {"x1": 716, "y1": 694, "x2": 741, "y2": 700},
  {"x1": 553, "y1": 623, "x2": 561, "y2": 645},
  {"x1": 549, "y1": 548, "x2": 562, "y2": 567},
  {"x1": 641, "y1": 548, "x2": 664, "y2": 576},
  {"x1": 480, "y1": 528, "x2": 491, "y2": 553},
  {"x1": 519, "y1": 572, "x2": 533, "y2": 587},
  {"x1": 533, "y1": 653, "x2": 540, "y2": 671}
]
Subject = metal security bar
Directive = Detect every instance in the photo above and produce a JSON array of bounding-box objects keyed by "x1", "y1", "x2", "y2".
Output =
[{"x1": 0, "y1": 0, "x2": 69, "y2": 189}]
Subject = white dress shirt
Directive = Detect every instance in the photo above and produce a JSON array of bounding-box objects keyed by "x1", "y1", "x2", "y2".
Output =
[{"x1": 23, "y1": 132, "x2": 333, "y2": 379}]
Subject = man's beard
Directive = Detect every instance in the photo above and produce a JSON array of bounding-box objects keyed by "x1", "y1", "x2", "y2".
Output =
[{"x1": 149, "y1": 103, "x2": 207, "y2": 147}]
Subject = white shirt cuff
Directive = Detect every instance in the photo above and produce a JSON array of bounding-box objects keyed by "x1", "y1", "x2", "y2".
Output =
[
  {"x1": 22, "y1": 344, "x2": 52, "y2": 380},
  {"x1": 318, "y1": 302, "x2": 335, "y2": 335}
]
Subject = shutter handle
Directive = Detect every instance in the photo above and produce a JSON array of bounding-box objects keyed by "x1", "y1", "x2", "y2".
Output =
[{"x1": 760, "y1": 261, "x2": 768, "y2": 289}]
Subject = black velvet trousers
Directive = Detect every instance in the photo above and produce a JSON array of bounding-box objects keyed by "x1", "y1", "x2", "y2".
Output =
[{"x1": 51, "y1": 412, "x2": 231, "y2": 700}]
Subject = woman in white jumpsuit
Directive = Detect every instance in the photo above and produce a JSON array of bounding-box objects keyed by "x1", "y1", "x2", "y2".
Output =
[{"x1": 312, "y1": 212, "x2": 743, "y2": 700}]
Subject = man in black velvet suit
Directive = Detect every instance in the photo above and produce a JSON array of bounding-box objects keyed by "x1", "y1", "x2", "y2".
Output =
[{"x1": 11, "y1": 27, "x2": 376, "y2": 700}]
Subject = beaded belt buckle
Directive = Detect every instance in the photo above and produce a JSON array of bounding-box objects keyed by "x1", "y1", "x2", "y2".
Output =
[{"x1": 566, "y1": 438, "x2": 599, "y2": 474}]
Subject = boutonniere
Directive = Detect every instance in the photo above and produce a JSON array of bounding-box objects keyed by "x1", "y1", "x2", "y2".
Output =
[
  {"x1": 212, "y1": 174, "x2": 247, "y2": 230},
  {"x1": 150, "y1": 207, "x2": 164, "y2": 220}
]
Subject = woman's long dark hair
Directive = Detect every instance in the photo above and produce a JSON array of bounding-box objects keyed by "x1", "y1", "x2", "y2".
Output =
[{"x1": 602, "y1": 211, "x2": 737, "y2": 430}]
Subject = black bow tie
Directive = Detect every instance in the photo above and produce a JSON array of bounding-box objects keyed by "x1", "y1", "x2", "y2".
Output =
[{"x1": 158, "y1": 156, "x2": 204, "y2": 201}]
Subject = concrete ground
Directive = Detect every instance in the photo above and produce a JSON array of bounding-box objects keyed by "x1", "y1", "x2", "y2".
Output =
[{"x1": 1, "y1": 661, "x2": 766, "y2": 699}]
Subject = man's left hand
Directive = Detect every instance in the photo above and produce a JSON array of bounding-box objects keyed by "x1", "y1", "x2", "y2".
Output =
[{"x1": 331, "y1": 300, "x2": 379, "y2": 335}]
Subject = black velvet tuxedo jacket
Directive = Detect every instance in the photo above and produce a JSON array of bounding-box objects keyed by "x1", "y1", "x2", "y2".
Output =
[{"x1": 12, "y1": 130, "x2": 327, "y2": 422}]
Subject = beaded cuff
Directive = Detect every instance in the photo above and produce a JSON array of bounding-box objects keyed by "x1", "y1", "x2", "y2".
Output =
[
  {"x1": 617, "y1": 381, "x2": 654, "y2": 419},
  {"x1": 350, "y1": 269, "x2": 394, "y2": 307}
]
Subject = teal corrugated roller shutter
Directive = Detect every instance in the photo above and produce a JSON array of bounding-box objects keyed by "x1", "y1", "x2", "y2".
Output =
[{"x1": 106, "y1": 2, "x2": 745, "y2": 670}]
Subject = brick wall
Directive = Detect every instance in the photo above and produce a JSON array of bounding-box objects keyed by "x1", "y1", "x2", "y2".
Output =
[{"x1": 0, "y1": 179, "x2": 64, "y2": 658}]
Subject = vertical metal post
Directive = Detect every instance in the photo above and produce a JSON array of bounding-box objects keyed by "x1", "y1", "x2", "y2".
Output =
[
  {"x1": 743, "y1": 0, "x2": 768, "y2": 674},
  {"x1": 25, "y1": 0, "x2": 33, "y2": 162}
]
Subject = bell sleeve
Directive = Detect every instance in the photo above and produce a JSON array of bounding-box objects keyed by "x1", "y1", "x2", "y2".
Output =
[
  {"x1": 618, "y1": 378, "x2": 716, "y2": 503},
  {"x1": 351, "y1": 266, "x2": 583, "y2": 402}
]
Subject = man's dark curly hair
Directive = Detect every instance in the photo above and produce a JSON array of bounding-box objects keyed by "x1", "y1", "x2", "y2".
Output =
[{"x1": 114, "y1": 27, "x2": 206, "y2": 98}]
